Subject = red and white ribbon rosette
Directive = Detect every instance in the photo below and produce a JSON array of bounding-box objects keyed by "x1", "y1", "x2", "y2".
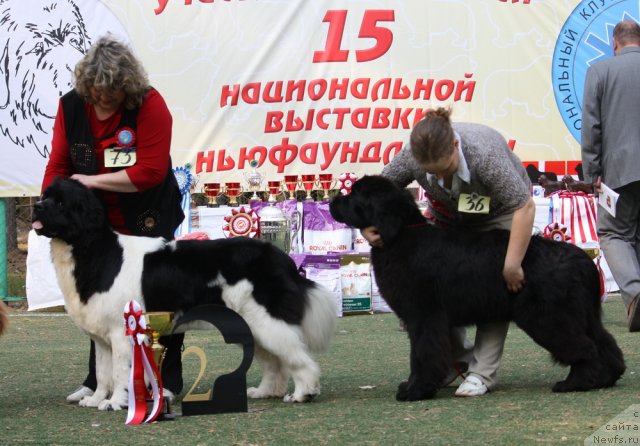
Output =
[
  {"x1": 223, "y1": 206, "x2": 259, "y2": 238},
  {"x1": 337, "y1": 173, "x2": 357, "y2": 196},
  {"x1": 124, "y1": 300, "x2": 163, "y2": 425},
  {"x1": 543, "y1": 222, "x2": 571, "y2": 242}
]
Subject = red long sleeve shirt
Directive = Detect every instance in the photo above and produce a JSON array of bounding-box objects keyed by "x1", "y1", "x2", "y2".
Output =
[{"x1": 42, "y1": 89, "x2": 173, "y2": 232}]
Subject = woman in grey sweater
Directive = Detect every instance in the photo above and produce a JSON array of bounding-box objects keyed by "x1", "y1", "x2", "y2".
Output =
[{"x1": 362, "y1": 107, "x2": 535, "y2": 396}]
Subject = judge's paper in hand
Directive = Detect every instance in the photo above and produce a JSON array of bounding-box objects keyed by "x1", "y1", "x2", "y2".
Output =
[{"x1": 598, "y1": 182, "x2": 619, "y2": 218}]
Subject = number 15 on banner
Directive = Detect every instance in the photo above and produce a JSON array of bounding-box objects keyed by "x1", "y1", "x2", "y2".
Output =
[{"x1": 313, "y1": 10, "x2": 395, "y2": 63}]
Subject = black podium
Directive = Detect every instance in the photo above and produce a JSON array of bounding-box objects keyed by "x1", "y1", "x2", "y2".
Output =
[{"x1": 173, "y1": 304, "x2": 254, "y2": 416}]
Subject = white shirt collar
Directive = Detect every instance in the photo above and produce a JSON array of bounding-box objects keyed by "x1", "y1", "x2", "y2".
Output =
[{"x1": 426, "y1": 131, "x2": 470, "y2": 187}]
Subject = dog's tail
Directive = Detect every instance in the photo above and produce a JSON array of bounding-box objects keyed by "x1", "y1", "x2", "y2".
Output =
[
  {"x1": 301, "y1": 284, "x2": 337, "y2": 353},
  {"x1": 0, "y1": 300, "x2": 8, "y2": 336}
]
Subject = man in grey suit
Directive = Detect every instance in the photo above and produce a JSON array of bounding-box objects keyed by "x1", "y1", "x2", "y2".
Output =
[{"x1": 581, "y1": 19, "x2": 640, "y2": 332}]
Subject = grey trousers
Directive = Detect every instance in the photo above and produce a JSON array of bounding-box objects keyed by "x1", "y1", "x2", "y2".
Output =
[
  {"x1": 597, "y1": 180, "x2": 640, "y2": 309},
  {"x1": 450, "y1": 213, "x2": 515, "y2": 389}
]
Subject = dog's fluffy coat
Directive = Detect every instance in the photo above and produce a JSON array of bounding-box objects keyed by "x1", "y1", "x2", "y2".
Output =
[
  {"x1": 32, "y1": 178, "x2": 336, "y2": 410},
  {"x1": 329, "y1": 175, "x2": 625, "y2": 401}
]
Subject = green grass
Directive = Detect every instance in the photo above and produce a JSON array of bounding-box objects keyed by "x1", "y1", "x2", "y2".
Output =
[{"x1": 1, "y1": 296, "x2": 638, "y2": 446}]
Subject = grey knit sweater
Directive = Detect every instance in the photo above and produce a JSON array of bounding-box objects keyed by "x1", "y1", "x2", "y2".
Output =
[{"x1": 382, "y1": 122, "x2": 531, "y2": 226}]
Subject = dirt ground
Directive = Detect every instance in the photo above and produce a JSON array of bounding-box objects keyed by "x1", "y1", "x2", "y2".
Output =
[
  {"x1": 7, "y1": 247, "x2": 27, "y2": 276},
  {"x1": 9, "y1": 205, "x2": 31, "y2": 275},
  {"x1": 5, "y1": 206, "x2": 31, "y2": 309}
]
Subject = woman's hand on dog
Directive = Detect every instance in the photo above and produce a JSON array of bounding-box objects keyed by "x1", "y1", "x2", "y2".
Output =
[
  {"x1": 361, "y1": 226, "x2": 384, "y2": 248},
  {"x1": 503, "y1": 263, "x2": 525, "y2": 293}
]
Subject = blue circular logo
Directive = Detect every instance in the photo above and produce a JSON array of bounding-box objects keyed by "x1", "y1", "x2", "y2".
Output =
[{"x1": 552, "y1": 0, "x2": 639, "y2": 143}]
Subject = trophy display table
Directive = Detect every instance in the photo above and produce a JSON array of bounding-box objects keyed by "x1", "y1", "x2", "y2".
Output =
[{"x1": 26, "y1": 199, "x2": 619, "y2": 311}]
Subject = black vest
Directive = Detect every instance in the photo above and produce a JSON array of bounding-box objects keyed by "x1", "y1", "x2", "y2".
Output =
[{"x1": 61, "y1": 89, "x2": 184, "y2": 239}]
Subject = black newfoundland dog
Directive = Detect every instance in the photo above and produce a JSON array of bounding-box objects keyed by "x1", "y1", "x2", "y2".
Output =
[
  {"x1": 32, "y1": 178, "x2": 336, "y2": 410},
  {"x1": 329, "y1": 175, "x2": 625, "y2": 401}
]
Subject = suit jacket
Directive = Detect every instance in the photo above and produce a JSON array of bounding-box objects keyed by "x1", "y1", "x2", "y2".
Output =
[{"x1": 581, "y1": 46, "x2": 640, "y2": 189}]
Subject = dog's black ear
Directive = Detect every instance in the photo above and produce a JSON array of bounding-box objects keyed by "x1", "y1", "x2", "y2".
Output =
[
  {"x1": 86, "y1": 194, "x2": 107, "y2": 230},
  {"x1": 371, "y1": 189, "x2": 416, "y2": 244},
  {"x1": 79, "y1": 184, "x2": 107, "y2": 232},
  {"x1": 64, "y1": 179, "x2": 108, "y2": 238},
  {"x1": 373, "y1": 184, "x2": 425, "y2": 244}
]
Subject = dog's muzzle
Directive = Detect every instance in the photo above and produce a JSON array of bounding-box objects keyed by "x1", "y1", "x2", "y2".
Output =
[{"x1": 31, "y1": 201, "x2": 48, "y2": 235}]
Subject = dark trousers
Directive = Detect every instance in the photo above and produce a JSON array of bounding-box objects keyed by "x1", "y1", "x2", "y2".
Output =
[{"x1": 82, "y1": 333, "x2": 185, "y2": 394}]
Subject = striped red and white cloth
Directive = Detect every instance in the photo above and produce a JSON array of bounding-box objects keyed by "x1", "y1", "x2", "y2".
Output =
[
  {"x1": 548, "y1": 191, "x2": 598, "y2": 246},
  {"x1": 548, "y1": 191, "x2": 606, "y2": 301}
]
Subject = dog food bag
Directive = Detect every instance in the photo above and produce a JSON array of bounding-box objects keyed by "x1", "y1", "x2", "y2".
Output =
[
  {"x1": 302, "y1": 201, "x2": 353, "y2": 254},
  {"x1": 353, "y1": 229, "x2": 371, "y2": 253},
  {"x1": 340, "y1": 254, "x2": 373, "y2": 315},
  {"x1": 299, "y1": 254, "x2": 343, "y2": 317},
  {"x1": 194, "y1": 206, "x2": 229, "y2": 240},
  {"x1": 370, "y1": 267, "x2": 393, "y2": 313}
]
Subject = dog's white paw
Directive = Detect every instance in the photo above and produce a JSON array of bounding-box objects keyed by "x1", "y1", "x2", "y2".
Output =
[
  {"x1": 78, "y1": 395, "x2": 101, "y2": 407},
  {"x1": 247, "y1": 387, "x2": 263, "y2": 399},
  {"x1": 247, "y1": 386, "x2": 287, "y2": 399},
  {"x1": 97, "y1": 399, "x2": 126, "y2": 411},
  {"x1": 283, "y1": 392, "x2": 317, "y2": 403},
  {"x1": 79, "y1": 388, "x2": 110, "y2": 408}
]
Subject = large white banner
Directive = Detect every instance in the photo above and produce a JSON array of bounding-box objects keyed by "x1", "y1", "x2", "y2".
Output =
[{"x1": 0, "y1": 0, "x2": 636, "y2": 197}]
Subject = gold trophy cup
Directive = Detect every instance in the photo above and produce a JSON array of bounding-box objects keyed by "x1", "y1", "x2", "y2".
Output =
[
  {"x1": 266, "y1": 180, "x2": 283, "y2": 203},
  {"x1": 582, "y1": 242, "x2": 600, "y2": 260},
  {"x1": 144, "y1": 311, "x2": 174, "y2": 365},
  {"x1": 203, "y1": 182, "x2": 221, "y2": 207},
  {"x1": 143, "y1": 311, "x2": 175, "y2": 419},
  {"x1": 300, "y1": 174, "x2": 316, "y2": 201},
  {"x1": 318, "y1": 173, "x2": 336, "y2": 201},
  {"x1": 283, "y1": 175, "x2": 299, "y2": 199},
  {"x1": 223, "y1": 182, "x2": 242, "y2": 206}
]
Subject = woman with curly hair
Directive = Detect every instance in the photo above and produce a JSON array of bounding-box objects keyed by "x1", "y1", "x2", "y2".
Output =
[{"x1": 41, "y1": 35, "x2": 184, "y2": 407}]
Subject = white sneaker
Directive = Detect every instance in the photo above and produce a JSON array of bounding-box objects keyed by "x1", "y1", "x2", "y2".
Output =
[
  {"x1": 66, "y1": 385, "x2": 94, "y2": 403},
  {"x1": 455, "y1": 375, "x2": 488, "y2": 397}
]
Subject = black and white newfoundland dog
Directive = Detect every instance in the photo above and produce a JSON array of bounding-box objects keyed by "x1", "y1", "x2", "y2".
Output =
[
  {"x1": 31, "y1": 178, "x2": 337, "y2": 410},
  {"x1": 329, "y1": 175, "x2": 625, "y2": 401}
]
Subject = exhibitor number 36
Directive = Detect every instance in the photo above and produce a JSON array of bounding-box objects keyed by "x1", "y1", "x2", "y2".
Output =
[{"x1": 458, "y1": 193, "x2": 490, "y2": 214}]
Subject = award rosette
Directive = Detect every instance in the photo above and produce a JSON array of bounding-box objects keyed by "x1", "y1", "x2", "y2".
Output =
[
  {"x1": 173, "y1": 165, "x2": 193, "y2": 236},
  {"x1": 223, "y1": 206, "x2": 259, "y2": 238},
  {"x1": 173, "y1": 165, "x2": 193, "y2": 196},
  {"x1": 124, "y1": 300, "x2": 163, "y2": 425},
  {"x1": 116, "y1": 127, "x2": 136, "y2": 147},
  {"x1": 543, "y1": 222, "x2": 571, "y2": 242},
  {"x1": 338, "y1": 173, "x2": 357, "y2": 196}
]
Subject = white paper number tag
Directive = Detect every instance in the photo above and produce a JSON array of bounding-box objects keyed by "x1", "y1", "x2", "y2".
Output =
[
  {"x1": 104, "y1": 147, "x2": 137, "y2": 168},
  {"x1": 598, "y1": 182, "x2": 619, "y2": 218},
  {"x1": 458, "y1": 193, "x2": 490, "y2": 214}
]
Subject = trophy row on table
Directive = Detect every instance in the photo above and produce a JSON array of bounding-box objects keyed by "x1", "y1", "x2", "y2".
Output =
[{"x1": 201, "y1": 173, "x2": 337, "y2": 206}]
